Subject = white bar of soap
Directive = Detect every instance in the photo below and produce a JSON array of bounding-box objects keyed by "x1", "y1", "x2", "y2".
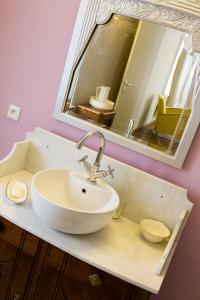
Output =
[
  {"x1": 6, "y1": 180, "x2": 28, "y2": 203},
  {"x1": 10, "y1": 184, "x2": 25, "y2": 198}
]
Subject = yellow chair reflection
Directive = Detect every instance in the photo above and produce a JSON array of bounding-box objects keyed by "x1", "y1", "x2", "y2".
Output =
[{"x1": 154, "y1": 96, "x2": 191, "y2": 140}]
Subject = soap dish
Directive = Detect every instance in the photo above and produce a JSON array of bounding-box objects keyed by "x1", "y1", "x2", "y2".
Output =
[
  {"x1": 140, "y1": 219, "x2": 170, "y2": 243},
  {"x1": 6, "y1": 180, "x2": 28, "y2": 204}
]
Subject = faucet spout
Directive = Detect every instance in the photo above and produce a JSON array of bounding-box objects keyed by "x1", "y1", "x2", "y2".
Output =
[
  {"x1": 76, "y1": 131, "x2": 105, "y2": 166},
  {"x1": 76, "y1": 131, "x2": 113, "y2": 184}
]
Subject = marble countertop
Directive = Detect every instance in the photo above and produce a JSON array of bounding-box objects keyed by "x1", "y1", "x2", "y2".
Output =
[{"x1": 0, "y1": 170, "x2": 168, "y2": 294}]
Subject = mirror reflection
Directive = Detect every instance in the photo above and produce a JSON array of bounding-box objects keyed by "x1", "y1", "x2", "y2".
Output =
[{"x1": 64, "y1": 14, "x2": 199, "y2": 155}]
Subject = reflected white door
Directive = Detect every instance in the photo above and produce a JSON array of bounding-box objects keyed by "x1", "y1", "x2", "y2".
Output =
[{"x1": 111, "y1": 21, "x2": 183, "y2": 135}]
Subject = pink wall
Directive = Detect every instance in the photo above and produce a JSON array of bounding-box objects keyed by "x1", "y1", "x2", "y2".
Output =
[{"x1": 0, "y1": 1, "x2": 200, "y2": 299}]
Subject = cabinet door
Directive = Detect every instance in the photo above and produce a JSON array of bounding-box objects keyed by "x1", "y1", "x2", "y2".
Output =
[
  {"x1": 56, "y1": 255, "x2": 130, "y2": 300},
  {"x1": 6, "y1": 232, "x2": 40, "y2": 300},
  {"x1": 25, "y1": 244, "x2": 69, "y2": 300},
  {"x1": 0, "y1": 217, "x2": 23, "y2": 299},
  {"x1": 0, "y1": 218, "x2": 42, "y2": 300},
  {"x1": 0, "y1": 238, "x2": 20, "y2": 299},
  {"x1": 0, "y1": 218, "x2": 151, "y2": 300},
  {"x1": 126, "y1": 286, "x2": 151, "y2": 300}
]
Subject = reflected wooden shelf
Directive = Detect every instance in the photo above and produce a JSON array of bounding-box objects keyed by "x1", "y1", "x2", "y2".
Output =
[{"x1": 76, "y1": 105, "x2": 116, "y2": 126}]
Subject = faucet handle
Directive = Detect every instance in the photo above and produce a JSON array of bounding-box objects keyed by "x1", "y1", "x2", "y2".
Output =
[
  {"x1": 78, "y1": 155, "x2": 88, "y2": 163},
  {"x1": 107, "y1": 165, "x2": 114, "y2": 179}
]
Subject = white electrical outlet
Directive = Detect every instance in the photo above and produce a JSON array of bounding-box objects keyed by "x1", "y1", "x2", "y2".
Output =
[{"x1": 7, "y1": 104, "x2": 21, "y2": 121}]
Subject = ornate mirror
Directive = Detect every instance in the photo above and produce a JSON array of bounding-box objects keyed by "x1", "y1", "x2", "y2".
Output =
[{"x1": 54, "y1": 0, "x2": 200, "y2": 168}]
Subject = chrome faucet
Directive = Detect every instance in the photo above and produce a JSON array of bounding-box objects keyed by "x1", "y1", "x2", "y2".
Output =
[{"x1": 76, "y1": 131, "x2": 114, "y2": 184}]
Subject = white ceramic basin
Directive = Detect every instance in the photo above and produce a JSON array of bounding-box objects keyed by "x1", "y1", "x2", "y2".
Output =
[{"x1": 31, "y1": 169, "x2": 119, "y2": 234}]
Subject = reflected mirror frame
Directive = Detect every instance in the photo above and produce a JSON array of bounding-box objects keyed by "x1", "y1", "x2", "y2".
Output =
[{"x1": 54, "y1": 0, "x2": 200, "y2": 169}]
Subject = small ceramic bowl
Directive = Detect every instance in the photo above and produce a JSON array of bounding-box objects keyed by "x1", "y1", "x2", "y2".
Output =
[
  {"x1": 89, "y1": 96, "x2": 114, "y2": 111},
  {"x1": 140, "y1": 219, "x2": 170, "y2": 243}
]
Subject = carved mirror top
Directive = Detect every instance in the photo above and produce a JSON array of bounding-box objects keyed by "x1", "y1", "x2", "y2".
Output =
[
  {"x1": 97, "y1": 0, "x2": 200, "y2": 51},
  {"x1": 145, "y1": 0, "x2": 200, "y2": 16}
]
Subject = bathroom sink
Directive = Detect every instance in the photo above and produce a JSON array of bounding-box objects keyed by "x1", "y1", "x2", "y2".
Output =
[{"x1": 31, "y1": 169, "x2": 119, "y2": 234}]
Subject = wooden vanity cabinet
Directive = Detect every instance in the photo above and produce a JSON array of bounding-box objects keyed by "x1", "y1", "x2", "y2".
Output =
[{"x1": 0, "y1": 217, "x2": 151, "y2": 300}]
